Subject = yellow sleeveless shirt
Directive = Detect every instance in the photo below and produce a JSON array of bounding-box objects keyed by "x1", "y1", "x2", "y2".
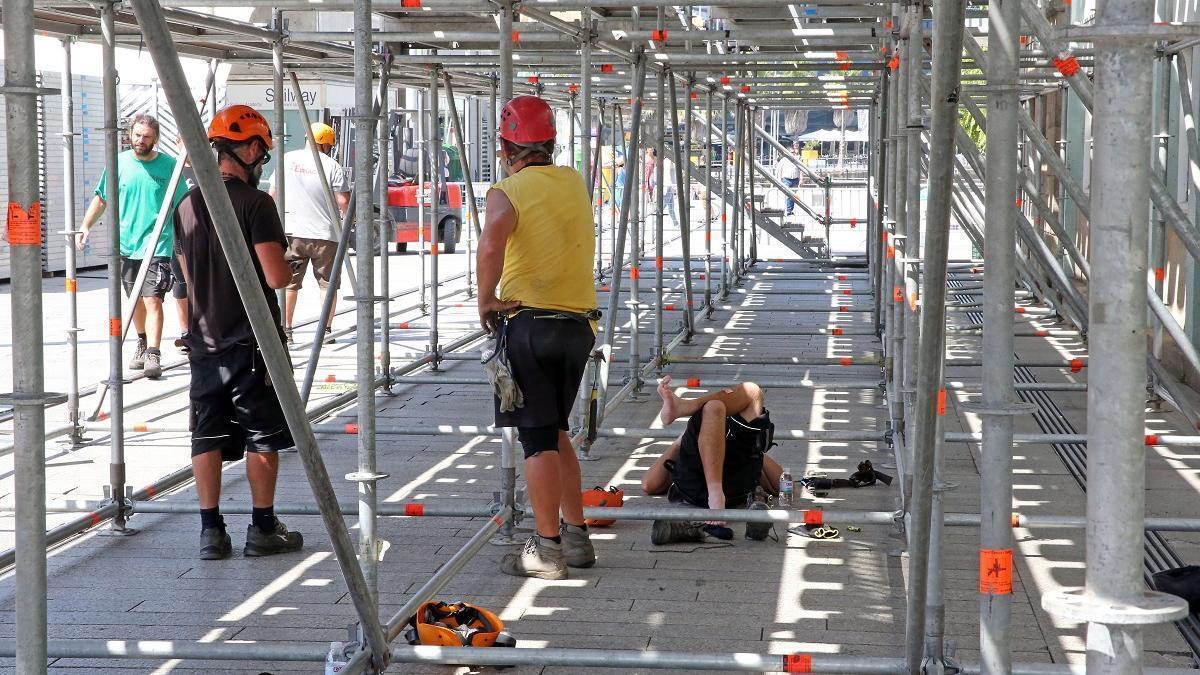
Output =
[{"x1": 492, "y1": 165, "x2": 597, "y2": 315}]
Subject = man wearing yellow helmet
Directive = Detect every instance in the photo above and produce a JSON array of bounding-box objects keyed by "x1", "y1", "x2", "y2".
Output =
[{"x1": 267, "y1": 121, "x2": 351, "y2": 346}]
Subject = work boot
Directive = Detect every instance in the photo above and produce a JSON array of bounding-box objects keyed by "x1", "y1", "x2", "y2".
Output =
[
  {"x1": 500, "y1": 535, "x2": 567, "y2": 580},
  {"x1": 144, "y1": 350, "x2": 162, "y2": 379},
  {"x1": 744, "y1": 485, "x2": 772, "y2": 538},
  {"x1": 199, "y1": 527, "x2": 232, "y2": 560},
  {"x1": 323, "y1": 327, "x2": 336, "y2": 345},
  {"x1": 560, "y1": 522, "x2": 596, "y2": 568},
  {"x1": 243, "y1": 520, "x2": 304, "y2": 557},
  {"x1": 130, "y1": 337, "x2": 148, "y2": 370},
  {"x1": 283, "y1": 328, "x2": 294, "y2": 347},
  {"x1": 650, "y1": 518, "x2": 706, "y2": 545},
  {"x1": 174, "y1": 332, "x2": 191, "y2": 355}
]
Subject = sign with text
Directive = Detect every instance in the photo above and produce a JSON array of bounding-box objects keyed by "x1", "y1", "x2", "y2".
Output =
[{"x1": 226, "y1": 80, "x2": 324, "y2": 110}]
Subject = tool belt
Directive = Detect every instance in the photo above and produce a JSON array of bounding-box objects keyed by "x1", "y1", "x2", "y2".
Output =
[
  {"x1": 403, "y1": 601, "x2": 517, "y2": 648},
  {"x1": 513, "y1": 306, "x2": 602, "y2": 324}
]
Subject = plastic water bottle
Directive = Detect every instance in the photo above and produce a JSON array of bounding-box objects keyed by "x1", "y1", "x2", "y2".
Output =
[{"x1": 779, "y1": 468, "x2": 794, "y2": 507}]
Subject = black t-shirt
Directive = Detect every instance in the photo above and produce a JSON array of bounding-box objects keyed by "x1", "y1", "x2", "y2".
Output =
[{"x1": 173, "y1": 178, "x2": 287, "y2": 355}]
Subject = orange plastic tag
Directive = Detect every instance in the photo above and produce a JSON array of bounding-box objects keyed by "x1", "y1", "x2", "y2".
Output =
[
  {"x1": 979, "y1": 549, "x2": 1013, "y2": 595},
  {"x1": 132, "y1": 423, "x2": 148, "y2": 433},
  {"x1": 630, "y1": 268, "x2": 640, "y2": 281},
  {"x1": 1069, "y1": 358, "x2": 1083, "y2": 373},
  {"x1": 344, "y1": 423, "x2": 359, "y2": 434},
  {"x1": 832, "y1": 327, "x2": 843, "y2": 336},
  {"x1": 937, "y1": 389, "x2": 947, "y2": 416},
  {"x1": 803, "y1": 509, "x2": 822, "y2": 526},
  {"x1": 886, "y1": 245, "x2": 895, "y2": 258},
  {"x1": 405, "y1": 503, "x2": 425, "y2": 516},
  {"x1": 65, "y1": 278, "x2": 77, "y2": 293},
  {"x1": 686, "y1": 378, "x2": 701, "y2": 387},
  {"x1": 1145, "y1": 434, "x2": 1159, "y2": 446},
  {"x1": 108, "y1": 317, "x2": 121, "y2": 337},
  {"x1": 6, "y1": 201, "x2": 41, "y2": 246},
  {"x1": 784, "y1": 654, "x2": 812, "y2": 673},
  {"x1": 839, "y1": 357, "x2": 853, "y2": 367},
  {"x1": 655, "y1": 256, "x2": 664, "y2": 270},
  {"x1": 1155, "y1": 267, "x2": 1166, "y2": 282},
  {"x1": 893, "y1": 286, "x2": 903, "y2": 303},
  {"x1": 838, "y1": 306, "x2": 849, "y2": 312}
]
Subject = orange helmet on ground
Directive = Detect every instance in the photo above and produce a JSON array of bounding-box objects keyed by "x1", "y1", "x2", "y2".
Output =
[
  {"x1": 208, "y1": 105, "x2": 273, "y2": 149},
  {"x1": 498, "y1": 95, "x2": 556, "y2": 145}
]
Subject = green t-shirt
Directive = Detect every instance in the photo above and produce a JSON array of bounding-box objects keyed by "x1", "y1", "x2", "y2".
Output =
[{"x1": 95, "y1": 150, "x2": 189, "y2": 259}]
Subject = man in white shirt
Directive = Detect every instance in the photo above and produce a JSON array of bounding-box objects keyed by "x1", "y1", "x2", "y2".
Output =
[
  {"x1": 267, "y1": 122, "x2": 350, "y2": 345},
  {"x1": 777, "y1": 142, "x2": 802, "y2": 217},
  {"x1": 645, "y1": 148, "x2": 680, "y2": 230}
]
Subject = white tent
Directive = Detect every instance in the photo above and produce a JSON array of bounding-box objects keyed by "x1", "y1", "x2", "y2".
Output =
[{"x1": 797, "y1": 127, "x2": 869, "y2": 143}]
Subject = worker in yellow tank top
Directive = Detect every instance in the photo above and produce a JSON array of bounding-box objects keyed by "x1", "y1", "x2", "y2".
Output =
[{"x1": 477, "y1": 96, "x2": 599, "y2": 580}]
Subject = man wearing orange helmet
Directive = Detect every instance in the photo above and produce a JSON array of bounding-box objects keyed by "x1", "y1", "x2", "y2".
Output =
[
  {"x1": 477, "y1": 95, "x2": 599, "y2": 580},
  {"x1": 267, "y1": 121, "x2": 350, "y2": 346},
  {"x1": 173, "y1": 104, "x2": 302, "y2": 560}
]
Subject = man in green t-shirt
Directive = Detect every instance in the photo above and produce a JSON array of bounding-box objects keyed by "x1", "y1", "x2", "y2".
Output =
[{"x1": 77, "y1": 113, "x2": 189, "y2": 379}]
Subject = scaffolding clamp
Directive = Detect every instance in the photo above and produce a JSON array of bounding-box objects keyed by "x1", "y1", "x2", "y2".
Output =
[
  {"x1": 0, "y1": 85, "x2": 59, "y2": 97},
  {"x1": 0, "y1": 391, "x2": 68, "y2": 407}
]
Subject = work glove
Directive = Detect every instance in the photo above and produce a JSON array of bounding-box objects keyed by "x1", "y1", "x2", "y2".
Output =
[{"x1": 481, "y1": 333, "x2": 524, "y2": 413}]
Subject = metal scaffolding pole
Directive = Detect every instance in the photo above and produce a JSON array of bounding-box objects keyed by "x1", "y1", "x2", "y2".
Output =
[
  {"x1": 904, "y1": 0, "x2": 967, "y2": 668},
  {"x1": 101, "y1": 1, "x2": 134, "y2": 536},
  {"x1": 669, "y1": 73, "x2": 696, "y2": 336},
  {"x1": 1039, "y1": 0, "x2": 1187, "y2": 668},
  {"x1": 977, "y1": 0, "x2": 1020, "y2": 668},
  {"x1": 125, "y1": 0, "x2": 389, "y2": 668},
  {"x1": 499, "y1": 0, "x2": 514, "y2": 105},
  {"x1": 901, "y1": 1, "x2": 923, "y2": 427},
  {"x1": 721, "y1": 93, "x2": 730, "y2": 299},
  {"x1": 271, "y1": 11, "x2": 287, "y2": 319},
  {"x1": 429, "y1": 68, "x2": 443, "y2": 369},
  {"x1": 581, "y1": 32, "x2": 594, "y2": 191},
  {"x1": 732, "y1": 101, "x2": 745, "y2": 282},
  {"x1": 655, "y1": 51, "x2": 666, "y2": 364},
  {"x1": 61, "y1": 37, "x2": 83, "y2": 446},
  {"x1": 5, "y1": 0, "x2": 49, "y2": 665},
  {"x1": 352, "y1": 0, "x2": 380, "y2": 606},
  {"x1": 704, "y1": 88, "x2": 714, "y2": 314},
  {"x1": 378, "y1": 54, "x2": 394, "y2": 389},
  {"x1": 748, "y1": 106, "x2": 759, "y2": 262},
  {"x1": 601, "y1": 52, "x2": 648, "y2": 408}
]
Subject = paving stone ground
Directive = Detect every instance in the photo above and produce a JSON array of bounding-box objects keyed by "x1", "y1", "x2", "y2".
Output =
[{"x1": 0, "y1": 220, "x2": 1196, "y2": 673}]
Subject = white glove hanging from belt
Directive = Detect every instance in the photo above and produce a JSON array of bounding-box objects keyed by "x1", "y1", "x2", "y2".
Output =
[{"x1": 481, "y1": 322, "x2": 524, "y2": 412}]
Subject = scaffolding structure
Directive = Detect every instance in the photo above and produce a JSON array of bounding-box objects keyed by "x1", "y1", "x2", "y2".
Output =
[{"x1": 4, "y1": 0, "x2": 1200, "y2": 672}]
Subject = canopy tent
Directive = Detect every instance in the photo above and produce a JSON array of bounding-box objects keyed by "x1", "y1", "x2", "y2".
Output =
[{"x1": 798, "y1": 127, "x2": 869, "y2": 142}]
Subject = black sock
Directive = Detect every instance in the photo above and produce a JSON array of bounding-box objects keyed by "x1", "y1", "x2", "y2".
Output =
[
  {"x1": 137, "y1": 332, "x2": 147, "y2": 342},
  {"x1": 252, "y1": 506, "x2": 277, "y2": 533},
  {"x1": 539, "y1": 534, "x2": 562, "y2": 544},
  {"x1": 200, "y1": 507, "x2": 224, "y2": 531}
]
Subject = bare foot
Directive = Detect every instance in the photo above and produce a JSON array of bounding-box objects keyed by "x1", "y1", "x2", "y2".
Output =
[{"x1": 657, "y1": 376, "x2": 681, "y2": 425}]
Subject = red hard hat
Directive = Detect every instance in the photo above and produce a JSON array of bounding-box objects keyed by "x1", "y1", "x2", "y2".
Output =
[{"x1": 498, "y1": 95, "x2": 556, "y2": 144}]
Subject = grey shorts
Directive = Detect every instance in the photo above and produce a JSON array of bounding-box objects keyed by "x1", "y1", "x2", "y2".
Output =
[
  {"x1": 285, "y1": 236, "x2": 338, "y2": 291},
  {"x1": 121, "y1": 256, "x2": 172, "y2": 299}
]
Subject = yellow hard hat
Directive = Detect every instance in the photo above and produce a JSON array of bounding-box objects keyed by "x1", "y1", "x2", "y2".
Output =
[{"x1": 310, "y1": 122, "x2": 336, "y2": 146}]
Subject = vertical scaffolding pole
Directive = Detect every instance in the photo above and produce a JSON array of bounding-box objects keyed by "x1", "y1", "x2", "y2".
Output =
[
  {"x1": 891, "y1": 14, "x2": 909, "y2": 437},
  {"x1": 581, "y1": 34, "x2": 593, "y2": 191},
  {"x1": 670, "y1": 75, "x2": 696, "y2": 337},
  {"x1": 101, "y1": 0, "x2": 133, "y2": 535},
  {"x1": 499, "y1": 1, "x2": 514, "y2": 105},
  {"x1": 126, "y1": 1, "x2": 389, "y2": 667},
  {"x1": 5, "y1": 0, "x2": 49, "y2": 666},
  {"x1": 654, "y1": 58, "x2": 666, "y2": 364},
  {"x1": 901, "y1": 0, "x2": 922, "y2": 425},
  {"x1": 904, "y1": 0, "x2": 967, "y2": 668},
  {"x1": 496, "y1": 0, "x2": 518, "y2": 545},
  {"x1": 378, "y1": 56, "x2": 394, "y2": 387},
  {"x1": 62, "y1": 37, "x2": 83, "y2": 445},
  {"x1": 978, "y1": 0, "x2": 1020, "y2": 668},
  {"x1": 417, "y1": 92, "x2": 427, "y2": 312},
  {"x1": 352, "y1": 0, "x2": 380, "y2": 606},
  {"x1": 272, "y1": 12, "x2": 287, "y2": 319},
  {"x1": 704, "y1": 88, "x2": 714, "y2": 314},
  {"x1": 1081, "y1": 0, "x2": 1157, "y2": 669},
  {"x1": 569, "y1": 95, "x2": 577, "y2": 171},
  {"x1": 748, "y1": 106, "x2": 758, "y2": 263},
  {"x1": 720, "y1": 94, "x2": 730, "y2": 299},
  {"x1": 731, "y1": 102, "x2": 744, "y2": 283},
  {"x1": 601, "y1": 55, "x2": 647, "y2": 392},
  {"x1": 429, "y1": 69, "x2": 443, "y2": 368}
]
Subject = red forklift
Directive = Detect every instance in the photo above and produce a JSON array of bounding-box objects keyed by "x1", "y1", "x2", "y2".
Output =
[{"x1": 388, "y1": 114, "x2": 465, "y2": 254}]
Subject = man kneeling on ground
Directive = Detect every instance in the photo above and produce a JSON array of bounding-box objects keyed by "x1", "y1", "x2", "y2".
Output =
[{"x1": 642, "y1": 377, "x2": 781, "y2": 543}]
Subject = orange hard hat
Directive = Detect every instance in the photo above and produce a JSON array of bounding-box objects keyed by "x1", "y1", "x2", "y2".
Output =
[
  {"x1": 208, "y1": 105, "x2": 273, "y2": 149},
  {"x1": 498, "y1": 95, "x2": 556, "y2": 145}
]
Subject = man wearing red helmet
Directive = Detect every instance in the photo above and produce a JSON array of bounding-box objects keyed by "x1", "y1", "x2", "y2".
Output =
[
  {"x1": 173, "y1": 104, "x2": 303, "y2": 561},
  {"x1": 477, "y1": 95, "x2": 599, "y2": 580}
]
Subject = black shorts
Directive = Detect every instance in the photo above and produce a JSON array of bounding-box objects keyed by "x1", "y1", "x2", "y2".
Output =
[
  {"x1": 669, "y1": 409, "x2": 774, "y2": 508},
  {"x1": 170, "y1": 255, "x2": 188, "y2": 300},
  {"x1": 494, "y1": 310, "x2": 595, "y2": 457},
  {"x1": 121, "y1": 256, "x2": 172, "y2": 299},
  {"x1": 189, "y1": 342, "x2": 294, "y2": 460}
]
